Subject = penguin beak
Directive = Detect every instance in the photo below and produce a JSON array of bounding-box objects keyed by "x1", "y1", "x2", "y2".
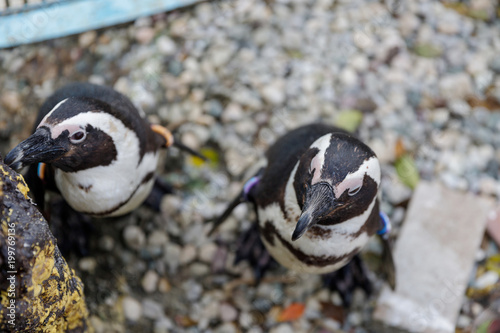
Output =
[
  {"x1": 292, "y1": 183, "x2": 341, "y2": 241},
  {"x1": 5, "y1": 127, "x2": 67, "y2": 171}
]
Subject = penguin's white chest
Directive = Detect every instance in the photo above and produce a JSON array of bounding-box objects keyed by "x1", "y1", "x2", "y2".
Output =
[
  {"x1": 55, "y1": 151, "x2": 159, "y2": 217},
  {"x1": 258, "y1": 203, "x2": 372, "y2": 274}
]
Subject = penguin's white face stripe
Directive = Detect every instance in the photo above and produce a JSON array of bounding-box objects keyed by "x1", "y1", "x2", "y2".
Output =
[
  {"x1": 52, "y1": 111, "x2": 159, "y2": 216},
  {"x1": 333, "y1": 156, "x2": 380, "y2": 198},
  {"x1": 38, "y1": 98, "x2": 68, "y2": 129},
  {"x1": 309, "y1": 134, "x2": 331, "y2": 185}
]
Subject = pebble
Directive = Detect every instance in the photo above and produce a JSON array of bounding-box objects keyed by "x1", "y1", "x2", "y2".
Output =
[
  {"x1": 198, "y1": 242, "x2": 218, "y2": 263},
  {"x1": 154, "y1": 317, "x2": 174, "y2": 333},
  {"x1": 141, "y1": 270, "x2": 159, "y2": 293},
  {"x1": 135, "y1": 27, "x2": 156, "y2": 44},
  {"x1": 156, "y1": 35, "x2": 177, "y2": 56},
  {"x1": 142, "y1": 298, "x2": 165, "y2": 320},
  {"x1": 439, "y1": 73, "x2": 474, "y2": 100},
  {"x1": 261, "y1": 80, "x2": 286, "y2": 105},
  {"x1": 123, "y1": 225, "x2": 146, "y2": 250},
  {"x1": 158, "y1": 277, "x2": 171, "y2": 293},
  {"x1": 122, "y1": 296, "x2": 143, "y2": 321},
  {"x1": 179, "y1": 244, "x2": 197, "y2": 265},
  {"x1": 0, "y1": 91, "x2": 21, "y2": 112},
  {"x1": 78, "y1": 257, "x2": 97, "y2": 272},
  {"x1": 270, "y1": 324, "x2": 294, "y2": 333},
  {"x1": 78, "y1": 30, "x2": 97, "y2": 48},
  {"x1": 220, "y1": 303, "x2": 239, "y2": 322}
]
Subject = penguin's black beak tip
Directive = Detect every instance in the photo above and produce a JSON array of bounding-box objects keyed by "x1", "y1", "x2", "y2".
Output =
[
  {"x1": 5, "y1": 147, "x2": 25, "y2": 170},
  {"x1": 5, "y1": 128, "x2": 67, "y2": 171},
  {"x1": 292, "y1": 212, "x2": 312, "y2": 241}
]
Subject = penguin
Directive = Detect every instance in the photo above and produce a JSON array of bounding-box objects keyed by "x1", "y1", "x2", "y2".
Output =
[
  {"x1": 210, "y1": 123, "x2": 395, "y2": 299},
  {"x1": 5, "y1": 82, "x2": 202, "y2": 217}
]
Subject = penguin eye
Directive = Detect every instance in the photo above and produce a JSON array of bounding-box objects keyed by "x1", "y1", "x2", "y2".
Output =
[
  {"x1": 69, "y1": 130, "x2": 86, "y2": 144},
  {"x1": 348, "y1": 185, "x2": 362, "y2": 196}
]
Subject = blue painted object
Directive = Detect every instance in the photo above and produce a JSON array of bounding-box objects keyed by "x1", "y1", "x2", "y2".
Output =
[{"x1": 0, "y1": 0, "x2": 201, "y2": 49}]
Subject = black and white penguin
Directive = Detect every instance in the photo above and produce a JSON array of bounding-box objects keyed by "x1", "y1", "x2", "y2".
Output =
[
  {"x1": 5, "y1": 82, "x2": 200, "y2": 217},
  {"x1": 211, "y1": 123, "x2": 394, "y2": 292}
]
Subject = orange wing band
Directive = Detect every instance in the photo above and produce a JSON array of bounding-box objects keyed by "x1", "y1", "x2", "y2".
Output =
[{"x1": 151, "y1": 124, "x2": 174, "y2": 148}]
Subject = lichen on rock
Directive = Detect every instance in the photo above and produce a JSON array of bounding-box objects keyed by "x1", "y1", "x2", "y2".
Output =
[{"x1": 0, "y1": 159, "x2": 92, "y2": 332}]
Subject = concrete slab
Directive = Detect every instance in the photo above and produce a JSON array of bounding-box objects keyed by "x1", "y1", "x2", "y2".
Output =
[{"x1": 373, "y1": 181, "x2": 494, "y2": 333}]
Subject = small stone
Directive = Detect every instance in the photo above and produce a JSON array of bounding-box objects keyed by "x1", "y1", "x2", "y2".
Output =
[
  {"x1": 135, "y1": 27, "x2": 155, "y2": 44},
  {"x1": 220, "y1": 303, "x2": 238, "y2": 322},
  {"x1": 449, "y1": 100, "x2": 471, "y2": 117},
  {"x1": 239, "y1": 311, "x2": 254, "y2": 328},
  {"x1": 148, "y1": 230, "x2": 169, "y2": 248},
  {"x1": 123, "y1": 225, "x2": 146, "y2": 250},
  {"x1": 347, "y1": 311, "x2": 363, "y2": 326},
  {"x1": 179, "y1": 244, "x2": 197, "y2": 265},
  {"x1": 78, "y1": 257, "x2": 97, "y2": 272},
  {"x1": 198, "y1": 242, "x2": 218, "y2": 263},
  {"x1": 158, "y1": 277, "x2": 171, "y2": 293},
  {"x1": 1, "y1": 91, "x2": 21, "y2": 112},
  {"x1": 142, "y1": 270, "x2": 159, "y2": 293},
  {"x1": 183, "y1": 280, "x2": 203, "y2": 301},
  {"x1": 475, "y1": 271, "x2": 499, "y2": 289},
  {"x1": 398, "y1": 13, "x2": 420, "y2": 37},
  {"x1": 97, "y1": 236, "x2": 114, "y2": 252},
  {"x1": 261, "y1": 80, "x2": 286, "y2": 106},
  {"x1": 142, "y1": 298, "x2": 164, "y2": 320},
  {"x1": 456, "y1": 315, "x2": 471, "y2": 329},
  {"x1": 270, "y1": 323, "x2": 294, "y2": 333},
  {"x1": 156, "y1": 35, "x2": 177, "y2": 56},
  {"x1": 339, "y1": 67, "x2": 357, "y2": 86},
  {"x1": 189, "y1": 263, "x2": 210, "y2": 276},
  {"x1": 79, "y1": 30, "x2": 97, "y2": 48},
  {"x1": 164, "y1": 243, "x2": 181, "y2": 273},
  {"x1": 439, "y1": 73, "x2": 474, "y2": 100},
  {"x1": 222, "y1": 102, "x2": 244, "y2": 122},
  {"x1": 89, "y1": 316, "x2": 106, "y2": 333},
  {"x1": 122, "y1": 296, "x2": 142, "y2": 321},
  {"x1": 154, "y1": 317, "x2": 174, "y2": 333}
]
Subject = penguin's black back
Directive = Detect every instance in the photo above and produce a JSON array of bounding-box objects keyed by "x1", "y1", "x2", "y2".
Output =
[{"x1": 255, "y1": 124, "x2": 349, "y2": 206}]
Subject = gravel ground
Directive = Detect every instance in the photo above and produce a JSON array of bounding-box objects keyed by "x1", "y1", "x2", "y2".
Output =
[{"x1": 1, "y1": 0, "x2": 500, "y2": 332}]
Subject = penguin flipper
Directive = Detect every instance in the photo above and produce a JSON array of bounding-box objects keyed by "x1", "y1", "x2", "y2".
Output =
[{"x1": 208, "y1": 189, "x2": 246, "y2": 236}]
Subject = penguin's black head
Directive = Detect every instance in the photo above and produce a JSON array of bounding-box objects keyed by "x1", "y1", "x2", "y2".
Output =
[
  {"x1": 292, "y1": 132, "x2": 380, "y2": 241},
  {"x1": 5, "y1": 97, "x2": 118, "y2": 172}
]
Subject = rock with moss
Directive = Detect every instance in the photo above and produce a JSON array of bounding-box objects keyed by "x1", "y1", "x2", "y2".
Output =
[{"x1": 0, "y1": 157, "x2": 92, "y2": 333}]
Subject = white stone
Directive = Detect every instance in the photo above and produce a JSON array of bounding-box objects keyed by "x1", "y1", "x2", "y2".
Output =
[
  {"x1": 220, "y1": 303, "x2": 238, "y2": 322},
  {"x1": 261, "y1": 79, "x2": 286, "y2": 105},
  {"x1": 142, "y1": 298, "x2": 164, "y2": 320},
  {"x1": 78, "y1": 257, "x2": 97, "y2": 272},
  {"x1": 156, "y1": 35, "x2": 177, "y2": 56},
  {"x1": 123, "y1": 225, "x2": 146, "y2": 250},
  {"x1": 198, "y1": 242, "x2": 218, "y2": 263},
  {"x1": 180, "y1": 244, "x2": 197, "y2": 265},
  {"x1": 122, "y1": 296, "x2": 143, "y2": 321},
  {"x1": 374, "y1": 181, "x2": 494, "y2": 333},
  {"x1": 142, "y1": 270, "x2": 159, "y2": 293},
  {"x1": 439, "y1": 73, "x2": 474, "y2": 100}
]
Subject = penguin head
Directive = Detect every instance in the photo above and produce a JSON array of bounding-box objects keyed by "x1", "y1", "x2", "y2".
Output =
[
  {"x1": 292, "y1": 132, "x2": 380, "y2": 241},
  {"x1": 5, "y1": 97, "x2": 125, "y2": 172}
]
